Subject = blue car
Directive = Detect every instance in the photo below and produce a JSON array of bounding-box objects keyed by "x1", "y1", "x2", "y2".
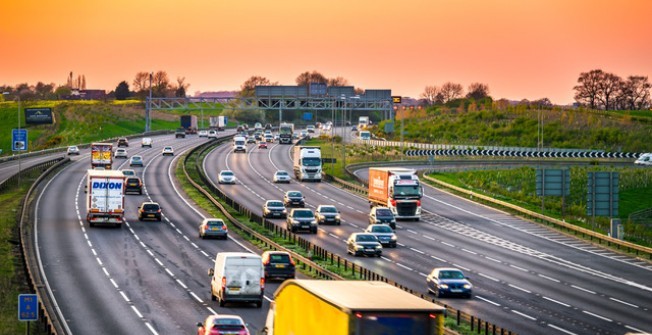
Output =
[{"x1": 426, "y1": 267, "x2": 473, "y2": 298}]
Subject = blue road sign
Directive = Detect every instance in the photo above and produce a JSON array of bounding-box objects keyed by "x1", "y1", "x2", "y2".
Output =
[
  {"x1": 12, "y1": 128, "x2": 27, "y2": 151},
  {"x1": 303, "y1": 112, "x2": 313, "y2": 121},
  {"x1": 18, "y1": 294, "x2": 38, "y2": 321}
]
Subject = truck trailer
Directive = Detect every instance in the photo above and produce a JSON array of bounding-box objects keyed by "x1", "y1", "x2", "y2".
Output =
[
  {"x1": 90, "y1": 142, "x2": 113, "y2": 169},
  {"x1": 368, "y1": 167, "x2": 423, "y2": 220},
  {"x1": 279, "y1": 123, "x2": 294, "y2": 144},
  {"x1": 292, "y1": 146, "x2": 322, "y2": 182},
  {"x1": 358, "y1": 116, "x2": 370, "y2": 130},
  {"x1": 209, "y1": 115, "x2": 227, "y2": 131},
  {"x1": 180, "y1": 115, "x2": 198, "y2": 134},
  {"x1": 263, "y1": 279, "x2": 445, "y2": 335},
  {"x1": 86, "y1": 169, "x2": 125, "y2": 228}
]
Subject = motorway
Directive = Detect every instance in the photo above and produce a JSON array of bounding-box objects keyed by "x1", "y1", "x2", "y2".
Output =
[
  {"x1": 14, "y1": 129, "x2": 652, "y2": 334},
  {"x1": 203, "y1": 131, "x2": 652, "y2": 335}
]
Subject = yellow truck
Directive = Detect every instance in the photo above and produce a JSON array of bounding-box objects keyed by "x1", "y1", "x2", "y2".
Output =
[{"x1": 264, "y1": 280, "x2": 445, "y2": 335}]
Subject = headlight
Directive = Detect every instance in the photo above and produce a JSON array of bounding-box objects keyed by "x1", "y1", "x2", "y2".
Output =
[
  {"x1": 282, "y1": 209, "x2": 287, "y2": 213},
  {"x1": 310, "y1": 220, "x2": 317, "y2": 225},
  {"x1": 463, "y1": 284, "x2": 472, "y2": 289},
  {"x1": 355, "y1": 245, "x2": 364, "y2": 250},
  {"x1": 335, "y1": 215, "x2": 341, "y2": 220},
  {"x1": 390, "y1": 235, "x2": 397, "y2": 241},
  {"x1": 292, "y1": 220, "x2": 300, "y2": 224},
  {"x1": 375, "y1": 245, "x2": 382, "y2": 249},
  {"x1": 440, "y1": 284, "x2": 449, "y2": 289}
]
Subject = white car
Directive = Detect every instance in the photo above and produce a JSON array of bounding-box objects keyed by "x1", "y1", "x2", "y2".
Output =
[
  {"x1": 114, "y1": 148, "x2": 128, "y2": 158},
  {"x1": 208, "y1": 130, "x2": 218, "y2": 138},
  {"x1": 273, "y1": 170, "x2": 291, "y2": 183},
  {"x1": 162, "y1": 146, "x2": 174, "y2": 156},
  {"x1": 198, "y1": 130, "x2": 208, "y2": 137},
  {"x1": 218, "y1": 170, "x2": 236, "y2": 184},
  {"x1": 141, "y1": 137, "x2": 152, "y2": 147},
  {"x1": 66, "y1": 145, "x2": 80, "y2": 155}
]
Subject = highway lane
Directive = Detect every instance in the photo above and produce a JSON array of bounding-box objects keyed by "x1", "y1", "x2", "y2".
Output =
[
  {"x1": 0, "y1": 151, "x2": 68, "y2": 183},
  {"x1": 204, "y1": 138, "x2": 652, "y2": 335},
  {"x1": 35, "y1": 132, "x2": 280, "y2": 334}
]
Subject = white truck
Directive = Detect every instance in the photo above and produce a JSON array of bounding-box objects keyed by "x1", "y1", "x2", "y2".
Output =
[
  {"x1": 233, "y1": 136, "x2": 247, "y2": 153},
  {"x1": 86, "y1": 169, "x2": 125, "y2": 228},
  {"x1": 292, "y1": 146, "x2": 322, "y2": 182},
  {"x1": 368, "y1": 167, "x2": 423, "y2": 221},
  {"x1": 279, "y1": 123, "x2": 294, "y2": 144},
  {"x1": 209, "y1": 115, "x2": 226, "y2": 131},
  {"x1": 358, "y1": 116, "x2": 370, "y2": 130}
]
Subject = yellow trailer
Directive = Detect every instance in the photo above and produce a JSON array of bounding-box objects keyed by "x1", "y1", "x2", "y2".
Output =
[{"x1": 265, "y1": 280, "x2": 445, "y2": 335}]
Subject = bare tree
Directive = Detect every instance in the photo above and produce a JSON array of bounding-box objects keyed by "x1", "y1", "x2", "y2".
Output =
[
  {"x1": 175, "y1": 76, "x2": 190, "y2": 97},
  {"x1": 133, "y1": 72, "x2": 150, "y2": 92},
  {"x1": 597, "y1": 72, "x2": 622, "y2": 110},
  {"x1": 621, "y1": 76, "x2": 651, "y2": 110},
  {"x1": 420, "y1": 85, "x2": 440, "y2": 105},
  {"x1": 152, "y1": 71, "x2": 170, "y2": 97},
  {"x1": 239, "y1": 75, "x2": 276, "y2": 97},
  {"x1": 574, "y1": 69, "x2": 604, "y2": 109},
  {"x1": 296, "y1": 71, "x2": 327, "y2": 86},
  {"x1": 466, "y1": 82, "x2": 490, "y2": 100},
  {"x1": 440, "y1": 82, "x2": 464, "y2": 103},
  {"x1": 327, "y1": 76, "x2": 349, "y2": 86}
]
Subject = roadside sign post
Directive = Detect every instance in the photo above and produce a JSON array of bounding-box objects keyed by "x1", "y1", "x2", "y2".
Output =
[
  {"x1": 12, "y1": 128, "x2": 27, "y2": 186},
  {"x1": 18, "y1": 293, "x2": 38, "y2": 333},
  {"x1": 587, "y1": 171, "x2": 619, "y2": 228},
  {"x1": 536, "y1": 169, "x2": 570, "y2": 216}
]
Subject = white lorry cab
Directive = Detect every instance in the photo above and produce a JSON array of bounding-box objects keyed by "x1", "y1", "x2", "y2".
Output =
[
  {"x1": 209, "y1": 252, "x2": 264, "y2": 308},
  {"x1": 635, "y1": 153, "x2": 652, "y2": 166},
  {"x1": 359, "y1": 130, "x2": 371, "y2": 141},
  {"x1": 233, "y1": 136, "x2": 247, "y2": 153}
]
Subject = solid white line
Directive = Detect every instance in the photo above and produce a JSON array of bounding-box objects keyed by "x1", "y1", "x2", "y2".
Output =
[
  {"x1": 396, "y1": 263, "x2": 413, "y2": 271},
  {"x1": 609, "y1": 297, "x2": 639, "y2": 308},
  {"x1": 120, "y1": 291, "x2": 130, "y2": 303},
  {"x1": 571, "y1": 285, "x2": 596, "y2": 294},
  {"x1": 475, "y1": 295, "x2": 500, "y2": 306},
  {"x1": 542, "y1": 296, "x2": 570, "y2": 307},
  {"x1": 145, "y1": 322, "x2": 159, "y2": 335},
  {"x1": 548, "y1": 323, "x2": 577, "y2": 335},
  {"x1": 582, "y1": 310, "x2": 612, "y2": 322},
  {"x1": 478, "y1": 273, "x2": 499, "y2": 282},
  {"x1": 508, "y1": 284, "x2": 531, "y2": 293},
  {"x1": 131, "y1": 305, "x2": 143, "y2": 318},
  {"x1": 625, "y1": 325, "x2": 646, "y2": 333},
  {"x1": 190, "y1": 292, "x2": 203, "y2": 303},
  {"x1": 410, "y1": 247, "x2": 425, "y2": 254},
  {"x1": 510, "y1": 264, "x2": 529, "y2": 272},
  {"x1": 511, "y1": 309, "x2": 537, "y2": 321},
  {"x1": 462, "y1": 248, "x2": 477, "y2": 255},
  {"x1": 538, "y1": 274, "x2": 560, "y2": 283}
]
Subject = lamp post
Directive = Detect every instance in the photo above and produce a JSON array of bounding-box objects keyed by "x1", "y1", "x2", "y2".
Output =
[
  {"x1": 146, "y1": 72, "x2": 152, "y2": 133},
  {"x1": 3, "y1": 91, "x2": 22, "y2": 185}
]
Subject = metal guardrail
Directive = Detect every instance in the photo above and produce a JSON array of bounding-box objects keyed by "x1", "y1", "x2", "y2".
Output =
[
  {"x1": 184, "y1": 142, "x2": 515, "y2": 335},
  {"x1": 19, "y1": 157, "x2": 72, "y2": 335}
]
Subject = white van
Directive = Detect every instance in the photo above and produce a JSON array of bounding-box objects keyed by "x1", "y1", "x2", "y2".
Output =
[
  {"x1": 141, "y1": 137, "x2": 152, "y2": 148},
  {"x1": 635, "y1": 153, "x2": 652, "y2": 166},
  {"x1": 209, "y1": 252, "x2": 264, "y2": 308},
  {"x1": 233, "y1": 136, "x2": 247, "y2": 153},
  {"x1": 359, "y1": 130, "x2": 371, "y2": 141}
]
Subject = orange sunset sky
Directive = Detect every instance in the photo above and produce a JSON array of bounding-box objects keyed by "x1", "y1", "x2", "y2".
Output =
[{"x1": 1, "y1": 0, "x2": 651, "y2": 104}]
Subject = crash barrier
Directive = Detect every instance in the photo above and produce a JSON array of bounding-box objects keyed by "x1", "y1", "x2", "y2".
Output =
[
  {"x1": 0, "y1": 157, "x2": 66, "y2": 193},
  {"x1": 19, "y1": 157, "x2": 72, "y2": 335},
  {"x1": 184, "y1": 141, "x2": 516, "y2": 335}
]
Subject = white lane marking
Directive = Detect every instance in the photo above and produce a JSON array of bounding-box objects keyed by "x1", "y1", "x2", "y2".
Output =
[
  {"x1": 609, "y1": 297, "x2": 638, "y2": 308},
  {"x1": 110, "y1": 278, "x2": 118, "y2": 289},
  {"x1": 485, "y1": 256, "x2": 501, "y2": 263},
  {"x1": 131, "y1": 305, "x2": 144, "y2": 319},
  {"x1": 508, "y1": 284, "x2": 531, "y2": 294},
  {"x1": 582, "y1": 310, "x2": 612, "y2": 322},
  {"x1": 176, "y1": 280, "x2": 188, "y2": 290},
  {"x1": 511, "y1": 310, "x2": 537, "y2": 321},
  {"x1": 396, "y1": 263, "x2": 413, "y2": 271},
  {"x1": 625, "y1": 325, "x2": 646, "y2": 333},
  {"x1": 441, "y1": 241, "x2": 455, "y2": 247},
  {"x1": 120, "y1": 291, "x2": 131, "y2": 303},
  {"x1": 478, "y1": 273, "x2": 499, "y2": 282},
  {"x1": 430, "y1": 255, "x2": 446, "y2": 262},
  {"x1": 538, "y1": 274, "x2": 560, "y2": 283},
  {"x1": 475, "y1": 295, "x2": 500, "y2": 306},
  {"x1": 452, "y1": 264, "x2": 470, "y2": 271},
  {"x1": 548, "y1": 324, "x2": 577, "y2": 335},
  {"x1": 423, "y1": 235, "x2": 435, "y2": 241},
  {"x1": 407, "y1": 229, "x2": 418, "y2": 235},
  {"x1": 571, "y1": 285, "x2": 596, "y2": 294},
  {"x1": 145, "y1": 323, "x2": 160, "y2": 335},
  {"x1": 542, "y1": 296, "x2": 570, "y2": 307},
  {"x1": 190, "y1": 292, "x2": 203, "y2": 303},
  {"x1": 509, "y1": 264, "x2": 529, "y2": 272},
  {"x1": 462, "y1": 248, "x2": 477, "y2": 255},
  {"x1": 410, "y1": 247, "x2": 425, "y2": 254}
]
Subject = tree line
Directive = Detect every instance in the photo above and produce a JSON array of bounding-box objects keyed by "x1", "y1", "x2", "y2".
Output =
[{"x1": 573, "y1": 69, "x2": 650, "y2": 110}]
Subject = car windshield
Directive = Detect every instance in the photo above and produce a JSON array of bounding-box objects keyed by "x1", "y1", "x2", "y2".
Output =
[
  {"x1": 356, "y1": 235, "x2": 377, "y2": 242},
  {"x1": 122, "y1": 170, "x2": 135, "y2": 176},
  {"x1": 127, "y1": 178, "x2": 140, "y2": 183},
  {"x1": 376, "y1": 209, "x2": 393, "y2": 216},
  {"x1": 132, "y1": 156, "x2": 142, "y2": 160},
  {"x1": 212, "y1": 317, "x2": 244, "y2": 326},
  {"x1": 293, "y1": 210, "x2": 313, "y2": 218},
  {"x1": 268, "y1": 201, "x2": 284, "y2": 207},
  {"x1": 288, "y1": 192, "x2": 302, "y2": 197},
  {"x1": 143, "y1": 204, "x2": 159, "y2": 210},
  {"x1": 164, "y1": 147, "x2": 172, "y2": 150},
  {"x1": 276, "y1": 171, "x2": 288, "y2": 176},
  {"x1": 394, "y1": 184, "x2": 422, "y2": 196},
  {"x1": 371, "y1": 225, "x2": 392, "y2": 233},
  {"x1": 439, "y1": 270, "x2": 465, "y2": 279},
  {"x1": 207, "y1": 220, "x2": 224, "y2": 227},
  {"x1": 221, "y1": 171, "x2": 233, "y2": 176},
  {"x1": 320, "y1": 207, "x2": 337, "y2": 213},
  {"x1": 269, "y1": 254, "x2": 290, "y2": 263},
  {"x1": 302, "y1": 157, "x2": 321, "y2": 166}
]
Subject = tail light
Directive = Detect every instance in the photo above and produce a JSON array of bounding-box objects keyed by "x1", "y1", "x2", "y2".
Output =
[
  {"x1": 289, "y1": 257, "x2": 296, "y2": 266},
  {"x1": 260, "y1": 277, "x2": 265, "y2": 290},
  {"x1": 157, "y1": 209, "x2": 161, "y2": 213},
  {"x1": 221, "y1": 276, "x2": 226, "y2": 291},
  {"x1": 417, "y1": 200, "x2": 421, "y2": 206},
  {"x1": 390, "y1": 199, "x2": 396, "y2": 207}
]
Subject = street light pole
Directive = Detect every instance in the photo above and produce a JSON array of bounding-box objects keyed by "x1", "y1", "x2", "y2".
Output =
[
  {"x1": 146, "y1": 72, "x2": 152, "y2": 133},
  {"x1": 4, "y1": 91, "x2": 22, "y2": 185}
]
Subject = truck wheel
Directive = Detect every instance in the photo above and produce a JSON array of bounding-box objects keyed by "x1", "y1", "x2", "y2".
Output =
[
  {"x1": 256, "y1": 301, "x2": 263, "y2": 308},
  {"x1": 219, "y1": 297, "x2": 225, "y2": 307},
  {"x1": 211, "y1": 290, "x2": 216, "y2": 301},
  {"x1": 89, "y1": 221, "x2": 95, "y2": 227}
]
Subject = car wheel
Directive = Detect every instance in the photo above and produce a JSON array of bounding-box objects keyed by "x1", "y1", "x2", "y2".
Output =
[
  {"x1": 311, "y1": 227, "x2": 317, "y2": 234},
  {"x1": 138, "y1": 216, "x2": 143, "y2": 222},
  {"x1": 391, "y1": 223, "x2": 396, "y2": 229},
  {"x1": 256, "y1": 301, "x2": 263, "y2": 308},
  {"x1": 139, "y1": 190, "x2": 142, "y2": 195},
  {"x1": 222, "y1": 234, "x2": 228, "y2": 240},
  {"x1": 89, "y1": 221, "x2": 95, "y2": 227}
]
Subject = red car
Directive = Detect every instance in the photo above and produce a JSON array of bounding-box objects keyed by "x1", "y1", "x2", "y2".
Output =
[
  {"x1": 258, "y1": 142, "x2": 268, "y2": 149},
  {"x1": 197, "y1": 315, "x2": 250, "y2": 335}
]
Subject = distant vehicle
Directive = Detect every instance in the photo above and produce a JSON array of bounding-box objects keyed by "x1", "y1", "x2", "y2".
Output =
[
  {"x1": 90, "y1": 142, "x2": 113, "y2": 169},
  {"x1": 274, "y1": 134, "x2": 279, "y2": 141},
  {"x1": 635, "y1": 153, "x2": 652, "y2": 166},
  {"x1": 247, "y1": 136, "x2": 256, "y2": 144},
  {"x1": 218, "y1": 170, "x2": 236, "y2": 184},
  {"x1": 292, "y1": 146, "x2": 322, "y2": 182},
  {"x1": 306, "y1": 125, "x2": 316, "y2": 133},
  {"x1": 161, "y1": 146, "x2": 174, "y2": 156},
  {"x1": 233, "y1": 136, "x2": 247, "y2": 153},
  {"x1": 210, "y1": 115, "x2": 227, "y2": 131},
  {"x1": 198, "y1": 130, "x2": 208, "y2": 137},
  {"x1": 138, "y1": 201, "x2": 162, "y2": 221},
  {"x1": 180, "y1": 115, "x2": 198, "y2": 134},
  {"x1": 124, "y1": 176, "x2": 143, "y2": 195},
  {"x1": 86, "y1": 169, "x2": 125, "y2": 228},
  {"x1": 262, "y1": 251, "x2": 295, "y2": 281},
  {"x1": 254, "y1": 132, "x2": 263, "y2": 141},
  {"x1": 121, "y1": 169, "x2": 136, "y2": 177},
  {"x1": 351, "y1": 125, "x2": 358, "y2": 131},
  {"x1": 198, "y1": 218, "x2": 228, "y2": 240},
  {"x1": 426, "y1": 267, "x2": 473, "y2": 298},
  {"x1": 141, "y1": 137, "x2": 152, "y2": 147},
  {"x1": 262, "y1": 200, "x2": 287, "y2": 218},
  {"x1": 117, "y1": 137, "x2": 129, "y2": 147},
  {"x1": 286, "y1": 208, "x2": 317, "y2": 233},
  {"x1": 300, "y1": 130, "x2": 308, "y2": 138},
  {"x1": 265, "y1": 133, "x2": 274, "y2": 142},
  {"x1": 273, "y1": 170, "x2": 291, "y2": 183},
  {"x1": 346, "y1": 233, "x2": 382, "y2": 257},
  {"x1": 114, "y1": 148, "x2": 128, "y2": 159},
  {"x1": 358, "y1": 116, "x2": 370, "y2": 130},
  {"x1": 364, "y1": 224, "x2": 397, "y2": 248},
  {"x1": 67, "y1": 145, "x2": 80, "y2": 155},
  {"x1": 258, "y1": 142, "x2": 268, "y2": 149},
  {"x1": 209, "y1": 252, "x2": 264, "y2": 308},
  {"x1": 368, "y1": 168, "x2": 423, "y2": 221},
  {"x1": 315, "y1": 205, "x2": 341, "y2": 225},
  {"x1": 254, "y1": 122, "x2": 263, "y2": 131},
  {"x1": 129, "y1": 155, "x2": 144, "y2": 167},
  {"x1": 207, "y1": 130, "x2": 218, "y2": 138},
  {"x1": 283, "y1": 190, "x2": 305, "y2": 207},
  {"x1": 263, "y1": 280, "x2": 445, "y2": 335},
  {"x1": 369, "y1": 207, "x2": 396, "y2": 229},
  {"x1": 196, "y1": 314, "x2": 250, "y2": 335},
  {"x1": 359, "y1": 130, "x2": 371, "y2": 140},
  {"x1": 175, "y1": 127, "x2": 186, "y2": 138}
]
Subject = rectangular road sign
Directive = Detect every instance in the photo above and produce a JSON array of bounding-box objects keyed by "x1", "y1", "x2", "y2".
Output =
[
  {"x1": 18, "y1": 294, "x2": 38, "y2": 321},
  {"x1": 587, "y1": 172, "x2": 619, "y2": 217},
  {"x1": 536, "y1": 169, "x2": 570, "y2": 196},
  {"x1": 12, "y1": 129, "x2": 27, "y2": 151}
]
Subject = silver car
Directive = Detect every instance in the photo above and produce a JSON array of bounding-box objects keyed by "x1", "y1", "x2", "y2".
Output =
[
  {"x1": 218, "y1": 170, "x2": 236, "y2": 184},
  {"x1": 273, "y1": 170, "x2": 291, "y2": 183},
  {"x1": 262, "y1": 200, "x2": 287, "y2": 218},
  {"x1": 67, "y1": 145, "x2": 80, "y2": 155},
  {"x1": 364, "y1": 224, "x2": 397, "y2": 248},
  {"x1": 114, "y1": 148, "x2": 128, "y2": 158}
]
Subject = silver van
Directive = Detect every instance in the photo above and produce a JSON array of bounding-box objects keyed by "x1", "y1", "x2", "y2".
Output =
[{"x1": 209, "y1": 252, "x2": 264, "y2": 308}]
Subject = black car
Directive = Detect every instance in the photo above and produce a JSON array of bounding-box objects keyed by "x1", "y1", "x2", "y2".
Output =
[
  {"x1": 262, "y1": 251, "x2": 295, "y2": 281},
  {"x1": 117, "y1": 137, "x2": 129, "y2": 147},
  {"x1": 315, "y1": 205, "x2": 341, "y2": 225},
  {"x1": 347, "y1": 233, "x2": 382, "y2": 257},
  {"x1": 125, "y1": 177, "x2": 143, "y2": 195},
  {"x1": 369, "y1": 207, "x2": 396, "y2": 229},
  {"x1": 138, "y1": 202, "x2": 161, "y2": 221},
  {"x1": 426, "y1": 268, "x2": 473, "y2": 298},
  {"x1": 286, "y1": 208, "x2": 317, "y2": 233},
  {"x1": 283, "y1": 191, "x2": 305, "y2": 207}
]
